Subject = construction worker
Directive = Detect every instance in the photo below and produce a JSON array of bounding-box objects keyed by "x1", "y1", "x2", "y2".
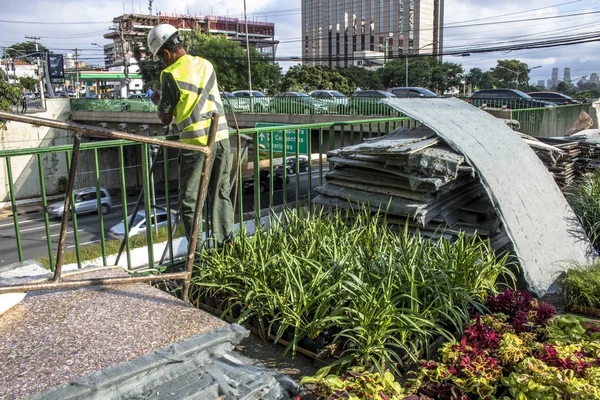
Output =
[{"x1": 147, "y1": 24, "x2": 233, "y2": 248}]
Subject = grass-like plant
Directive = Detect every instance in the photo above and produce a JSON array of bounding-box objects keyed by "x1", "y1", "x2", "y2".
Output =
[
  {"x1": 566, "y1": 171, "x2": 600, "y2": 248},
  {"x1": 563, "y1": 262, "x2": 600, "y2": 309},
  {"x1": 36, "y1": 224, "x2": 186, "y2": 269},
  {"x1": 191, "y1": 206, "x2": 514, "y2": 374}
]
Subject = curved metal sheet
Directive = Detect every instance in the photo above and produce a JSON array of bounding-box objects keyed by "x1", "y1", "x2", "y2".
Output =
[{"x1": 383, "y1": 97, "x2": 592, "y2": 296}]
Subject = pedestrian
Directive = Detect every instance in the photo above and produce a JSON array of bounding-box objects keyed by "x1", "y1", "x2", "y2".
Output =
[
  {"x1": 147, "y1": 24, "x2": 233, "y2": 249},
  {"x1": 21, "y1": 91, "x2": 27, "y2": 114},
  {"x1": 146, "y1": 87, "x2": 153, "y2": 98}
]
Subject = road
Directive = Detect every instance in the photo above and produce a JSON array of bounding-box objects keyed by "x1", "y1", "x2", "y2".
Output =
[{"x1": 0, "y1": 169, "x2": 325, "y2": 267}]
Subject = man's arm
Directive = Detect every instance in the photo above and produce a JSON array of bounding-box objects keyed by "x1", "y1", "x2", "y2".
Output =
[{"x1": 154, "y1": 73, "x2": 179, "y2": 127}]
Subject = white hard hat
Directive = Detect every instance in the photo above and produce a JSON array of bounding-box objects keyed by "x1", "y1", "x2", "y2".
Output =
[{"x1": 147, "y1": 24, "x2": 179, "y2": 61}]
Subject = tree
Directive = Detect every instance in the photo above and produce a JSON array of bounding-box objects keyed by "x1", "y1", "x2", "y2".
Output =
[
  {"x1": 377, "y1": 56, "x2": 463, "y2": 93},
  {"x1": 466, "y1": 68, "x2": 494, "y2": 90},
  {"x1": 188, "y1": 33, "x2": 281, "y2": 93},
  {"x1": 3, "y1": 41, "x2": 48, "y2": 60},
  {"x1": 134, "y1": 33, "x2": 282, "y2": 93},
  {"x1": 431, "y1": 61, "x2": 464, "y2": 94},
  {"x1": 281, "y1": 65, "x2": 352, "y2": 94},
  {"x1": 556, "y1": 81, "x2": 570, "y2": 92},
  {"x1": 491, "y1": 60, "x2": 532, "y2": 89},
  {"x1": 337, "y1": 66, "x2": 382, "y2": 91},
  {"x1": 19, "y1": 76, "x2": 38, "y2": 92},
  {"x1": 0, "y1": 71, "x2": 22, "y2": 111}
]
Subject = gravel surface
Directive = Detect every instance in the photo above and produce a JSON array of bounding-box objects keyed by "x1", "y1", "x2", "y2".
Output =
[{"x1": 0, "y1": 269, "x2": 227, "y2": 400}]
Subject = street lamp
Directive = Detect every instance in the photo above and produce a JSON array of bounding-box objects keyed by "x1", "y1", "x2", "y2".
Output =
[
  {"x1": 556, "y1": 75, "x2": 588, "y2": 86},
  {"x1": 495, "y1": 65, "x2": 541, "y2": 90},
  {"x1": 406, "y1": 41, "x2": 439, "y2": 87}
]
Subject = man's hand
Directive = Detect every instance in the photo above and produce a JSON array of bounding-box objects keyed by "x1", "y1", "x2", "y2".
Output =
[{"x1": 151, "y1": 90, "x2": 161, "y2": 105}]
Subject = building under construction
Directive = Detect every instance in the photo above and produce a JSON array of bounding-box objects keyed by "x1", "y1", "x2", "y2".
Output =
[{"x1": 102, "y1": 12, "x2": 278, "y2": 68}]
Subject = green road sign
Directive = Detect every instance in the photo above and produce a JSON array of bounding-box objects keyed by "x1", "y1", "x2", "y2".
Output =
[{"x1": 256, "y1": 123, "x2": 309, "y2": 154}]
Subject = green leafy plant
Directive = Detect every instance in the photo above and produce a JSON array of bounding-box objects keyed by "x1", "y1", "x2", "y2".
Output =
[
  {"x1": 566, "y1": 171, "x2": 600, "y2": 248},
  {"x1": 192, "y1": 206, "x2": 512, "y2": 372},
  {"x1": 563, "y1": 263, "x2": 600, "y2": 309},
  {"x1": 300, "y1": 366, "x2": 406, "y2": 400}
]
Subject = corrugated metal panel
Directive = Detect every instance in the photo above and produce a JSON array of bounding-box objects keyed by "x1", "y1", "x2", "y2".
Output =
[{"x1": 383, "y1": 97, "x2": 592, "y2": 296}]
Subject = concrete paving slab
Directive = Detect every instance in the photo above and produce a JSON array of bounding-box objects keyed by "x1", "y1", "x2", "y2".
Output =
[{"x1": 0, "y1": 268, "x2": 228, "y2": 399}]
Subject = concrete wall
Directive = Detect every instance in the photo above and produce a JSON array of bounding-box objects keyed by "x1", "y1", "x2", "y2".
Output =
[{"x1": 0, "y1": 99, "x2": 73, "y2": 202}]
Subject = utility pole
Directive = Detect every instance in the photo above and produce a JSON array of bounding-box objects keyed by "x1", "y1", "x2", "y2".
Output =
[
  {"x1": 73, "y1": 48, "x2": 80, "y2": 98},
  {"x1": 243, "y1": 0, "x2": 252, "y2": 95},
  {"x1": 25, "y1": 36, "x2": 45, "y2": 108}
]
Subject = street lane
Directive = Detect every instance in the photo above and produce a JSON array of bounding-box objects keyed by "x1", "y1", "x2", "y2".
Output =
[{"x1": 0, "y1": 169, "x2": 323, "y2": 266}]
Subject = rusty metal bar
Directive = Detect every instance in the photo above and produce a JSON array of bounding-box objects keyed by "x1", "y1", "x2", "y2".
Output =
[
  {"x1": 114, "y1": 146, "x2": 164, "y2": 266},
  {"x1": 54, "y1": 134, "x2": 82, "y2": 282},
  {"x1": 181, "y1": 114, "x2": 219, "y2": 302},
  {"x1": 0, "y1": 112, "x2": 210, "y2": 154},
  {"x1": 0, "y1": 272, "x2": 188, "y2": 294}
]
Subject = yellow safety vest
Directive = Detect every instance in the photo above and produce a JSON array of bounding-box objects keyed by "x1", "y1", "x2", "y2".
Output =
[{"x1": 160, "y1": 55, "x2": 229, "y2": 145}]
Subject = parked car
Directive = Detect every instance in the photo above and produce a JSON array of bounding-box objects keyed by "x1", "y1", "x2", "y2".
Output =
[
  {"x1": 526, "y1": 91, "x2": 582, "y2": 105},
  {"x1": 285, "y1": 155, "x2": 310, "y2": 174},
  {"x1": 107, "y1": 208, "x2": 177, "y2": 239},
  {"x1": 231, "y1": 90, "x2": 271, "y2": 112},
  {"x1": 127, "y1": 93, "x2": 147, "y2": 100},
  {"x1": 347, "y1": 90, "x2": 399, "y2": 116},
  {"x1": 268, "y1": 92, "x2": 329, "y2": 114},
  {"x1": 308, "y1": 90, "x2": 349, "y2": 113},
  {"x1": 120, "y1": 97, "x2": 157, "y2": 112},
  {"x1": 388, "y1": 87, "x2": 438, "y2": 98},
  {"x1": 468, "y1": 89, "x2": 554, "y2": 109},
  {"x1": 243, "y1": 167, "x2": 289, "y2": 193},
  {"x1": 220, "y1": 92, "x2": 251, "y2": 113},
  {"x1": 47, "y1": 187, "x2": 112, "y2": 219}
]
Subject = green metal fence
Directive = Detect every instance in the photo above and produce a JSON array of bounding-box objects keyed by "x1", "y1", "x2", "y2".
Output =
[
  {"x1": 511, "y1": 103, "x2": 593, "y2": 137},
  {"x1": 0, "y1": 116, "x2": 411, "y2": 272},
  {"x1": 71, "y1": 98, "x2": 158, "y2": 112}
]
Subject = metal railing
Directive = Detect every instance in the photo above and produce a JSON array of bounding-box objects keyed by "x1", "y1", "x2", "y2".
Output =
[
  {"x1": 73, "y1": 96, "x2": 594, "y2": 118},
  {"x1": 0, "y1": 114, "x2": 412, "y2": 291},
  {"x1": 0, "y1": 112, "x2": 218, "y2": 301},
  {"x1": 511, "y1": 103, "x2": 593, "y2": 137},
  {"x1": 71, "y1": 98, "x2": 158, "y2": 112}
]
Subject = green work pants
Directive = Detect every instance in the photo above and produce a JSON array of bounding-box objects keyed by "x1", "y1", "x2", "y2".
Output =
[{"x1": 179, "y1": 138, "x2": 234, "y2": 248}]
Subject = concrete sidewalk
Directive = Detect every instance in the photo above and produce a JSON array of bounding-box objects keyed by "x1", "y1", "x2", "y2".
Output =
[{"x1": 0, "y1": 204, "x2": 44, "y2": 219}]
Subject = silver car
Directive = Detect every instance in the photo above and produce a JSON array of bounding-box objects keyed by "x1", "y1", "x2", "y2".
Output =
[
  {"x1": 308, "y1": 90, "x2": 349, "y2": 113},
  {"x1": 231, "y1": 90, "x2": 271, "y2": 113},
  {"x1": 107, "y1": 208, "x2": 177, "y2": 239},
  {"x1": 47, "y1": 187, "x2": 112, "y2": 219}
]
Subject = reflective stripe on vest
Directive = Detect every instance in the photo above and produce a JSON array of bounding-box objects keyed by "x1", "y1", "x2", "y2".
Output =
[{"x1": 160, "y1": 55, "x2": 229, "y2": 145}]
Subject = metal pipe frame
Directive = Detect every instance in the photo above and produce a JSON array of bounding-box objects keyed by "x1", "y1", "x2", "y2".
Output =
[
  {"x1": 0, "y1": 112, "x2": 211, "y2": 154},
  {"x1": 0, "y1": 111, "x2": 218, "y2": 301}
]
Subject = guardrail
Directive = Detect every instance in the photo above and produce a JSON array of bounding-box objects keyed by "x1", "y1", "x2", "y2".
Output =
[
  {"x1": 0, "y1": 115, "x2": 412, "y2": 276},
  {"x1": 511, "y1": 103, "x2": 593, "y2": 137},
  {"x1": 72, "y1": 96, "x2": 594, "y2": 119}
]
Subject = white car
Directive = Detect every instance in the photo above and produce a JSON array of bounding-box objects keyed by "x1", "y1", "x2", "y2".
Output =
[
  {"x1": 107, "y1": 208, "x2": 178, "y2": 239},
  {"x1": 308, "y1": 90, "x2": 349, "y2": 113},
  {"x1": 47, "y1": 187, "x2": 112, "y2": 219},
  {"x1": 231, "y1": 90, "x2": 271, "y2": 113}
]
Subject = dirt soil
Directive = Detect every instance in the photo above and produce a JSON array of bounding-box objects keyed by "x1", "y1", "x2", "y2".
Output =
[{"x1": 233, "y1": 333, "x2": 320, "y2": 381}]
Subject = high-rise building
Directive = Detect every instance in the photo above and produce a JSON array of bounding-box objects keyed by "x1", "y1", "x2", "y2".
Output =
[
  {"x1": 564, "y1": 67, "x2": 571, "y2": 84},
  {"x1": 103, "y1": 13, "x2": 278, "y2": 68},
  {"x1": 536, "y1": 80, "x2": 545, "y2": 89},
  {"x1": 550, "y1": 67, "x2": 558, "y2": 88},
  {"x1": 590, "y1": 73, "x2": 599, "y2": 85},
  {"x1": 302, "y1": 0, "x2": 444, "y2": 68}
]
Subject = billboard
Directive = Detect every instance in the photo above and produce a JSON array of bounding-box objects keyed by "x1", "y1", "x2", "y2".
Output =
[{"x1": 47, "y1": 53, "x2": 65, "y2": 84}]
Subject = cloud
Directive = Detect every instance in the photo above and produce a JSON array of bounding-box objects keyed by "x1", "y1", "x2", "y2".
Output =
[{"x1": 1, "y1": 0, "x2": 598, "y2": 84}]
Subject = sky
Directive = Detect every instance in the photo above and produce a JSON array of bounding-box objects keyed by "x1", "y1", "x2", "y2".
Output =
[{"x1": 1, "y1": 0, "x2": 599, "y2": 86}]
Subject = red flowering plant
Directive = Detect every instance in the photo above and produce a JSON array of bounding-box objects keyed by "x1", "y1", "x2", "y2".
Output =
[
  {"x1": 485, "y1": 289, "x2": 556, "y2": 335},
  {"x1": 406, "y1": 290, "x2": 557, "y2": 398}
]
